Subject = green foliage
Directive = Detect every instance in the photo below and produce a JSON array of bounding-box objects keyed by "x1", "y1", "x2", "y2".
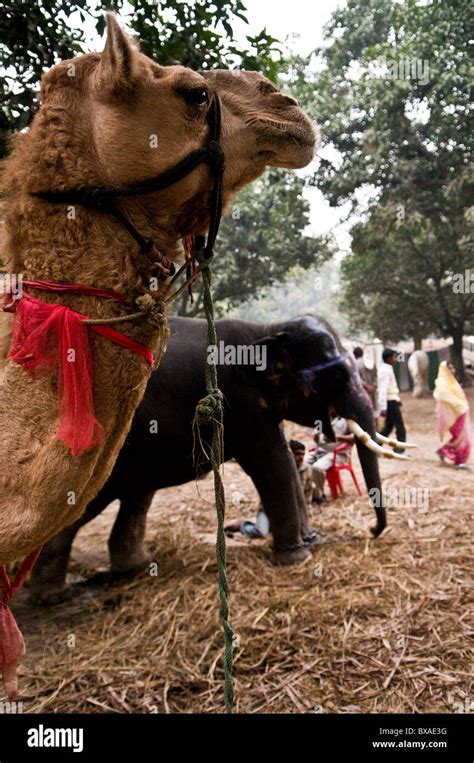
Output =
[
  {"x1": 0, "y1": 0, "x2": 282, "y2": 156},
  {"x1": 289, "y1": 0, "x2": 473, "y2": 374},
  {"x1": 114, "y1": 0, "x2": 281, "y2": 76},
  {"x1": 340, "y1": 202, "x2": 473, "y2": 342},
  {"x1": 174, "y1": 170, "x2": 333, "y2": 317},
  {"x1": 308, "y1": 0, "x2": 472, "y2": 210},
  {"x1": 0, "y1": 0, "x2": 89, "y2": 153}
]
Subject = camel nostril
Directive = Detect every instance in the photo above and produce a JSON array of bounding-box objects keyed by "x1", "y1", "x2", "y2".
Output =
[{"x1": 281, "y1": 94, "x2": 299, "y2": 108}]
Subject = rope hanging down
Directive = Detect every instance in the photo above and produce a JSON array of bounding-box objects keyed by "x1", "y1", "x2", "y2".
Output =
[{"x1": 193, "y1": 254, "x2": 234, "y2": 714}]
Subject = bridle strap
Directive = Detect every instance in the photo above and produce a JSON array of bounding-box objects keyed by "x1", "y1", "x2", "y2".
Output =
[
  {"x1": 34, "y1": 147, "x2": 212, "y2": 207},
  {"x1": 22, "y1": 278, "x2": 124, "y2": 301},
  {"x1": 300, "y1": 352, "x2": 351, "y2": 375},
  {"x1": 297, "y1": 352, "x2": 351, "y2": 388},
  {"x1": 203, "y1": 95, "x2": 224, "y2": 259},
  {"x1": 31, "y1": 94, "x2": 225, "y2": 275}
]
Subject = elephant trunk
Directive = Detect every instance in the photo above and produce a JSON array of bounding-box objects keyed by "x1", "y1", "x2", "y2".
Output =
[{"x1": 336, "y1": 388, "x2": 386, "y2": 537}]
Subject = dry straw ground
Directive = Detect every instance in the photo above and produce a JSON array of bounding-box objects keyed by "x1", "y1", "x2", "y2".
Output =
[{"x1": 11, "y1": 391, "x2": 474, "y2": 714}]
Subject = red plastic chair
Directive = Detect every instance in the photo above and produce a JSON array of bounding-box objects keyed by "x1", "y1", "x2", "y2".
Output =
[{"x1": 326, "y1": 443, "x2": 362, "y2": 500}]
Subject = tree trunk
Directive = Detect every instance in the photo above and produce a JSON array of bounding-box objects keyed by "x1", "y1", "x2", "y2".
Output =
[
  {"x1": 451, "y1": 327, "x2": 466, "y2": 383},
  {"x1": 413, "y1": 336, "x2": 422, "y2": 351}
]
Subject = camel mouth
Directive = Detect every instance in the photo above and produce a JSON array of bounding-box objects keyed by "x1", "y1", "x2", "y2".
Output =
[
  {"x1": 261, "y1": 143, "x2": 316, "y2": 170},
  {"x1": 255, "y1": 117, "x2": 317, "y2": 169},
  {"x1": 255, "y1": 116, "x2": 318, "y2": 149}
]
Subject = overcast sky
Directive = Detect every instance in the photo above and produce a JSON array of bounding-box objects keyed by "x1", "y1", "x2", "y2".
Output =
[
  {"x1": 230, "y1": 0, "x2": 352, "y2": 252},
  {"x1": 231, "y1": 0, "x2": 343, "y2": 55}
]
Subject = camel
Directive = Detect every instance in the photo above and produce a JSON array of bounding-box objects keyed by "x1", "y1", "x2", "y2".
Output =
[
  {"x1": 0, "y1": 13, "x2": 315, "y2": 694},
  {"x1": 0, "y1": 12, "x2": 316, "y2": 691}
]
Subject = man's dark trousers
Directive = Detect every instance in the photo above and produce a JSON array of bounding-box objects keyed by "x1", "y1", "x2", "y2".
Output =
[{"x1": 380, "y1": 400, "x2": 406, "y2": 445}]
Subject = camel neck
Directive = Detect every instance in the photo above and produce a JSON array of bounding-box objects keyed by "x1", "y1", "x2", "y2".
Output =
[{"x1": 6, "y1": 194, "x2": 180, "y2": 301}]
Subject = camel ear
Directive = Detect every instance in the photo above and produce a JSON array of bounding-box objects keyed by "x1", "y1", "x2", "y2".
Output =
[{"x1": 96, "y1": 13, "x2": 137, "y2": 96}]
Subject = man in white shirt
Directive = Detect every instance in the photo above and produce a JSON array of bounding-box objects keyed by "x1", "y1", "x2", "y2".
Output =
[{"x1": 378, "y1": 348, "x2": 406, "y2": 453}]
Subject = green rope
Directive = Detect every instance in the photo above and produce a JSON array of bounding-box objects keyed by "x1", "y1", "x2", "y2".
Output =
[{"x1": 193, "y1": 258, "x2": 234, "y2": 714}]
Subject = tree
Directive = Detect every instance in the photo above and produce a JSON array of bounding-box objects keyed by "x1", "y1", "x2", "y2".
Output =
[
  {"x1": 0, "y1": 0, "x2": 281, "y2": 156},
  {"x1": 230, "y1": 259, "x2": 348, "y2": 337},
  {"x1": 122, "y1": 0, "x2": 281, "y2": 77},
  {"x1": 0, "y1": 0, "x2": 89, "y2": 155},
  {"x1": 291, "y1": 0, "x2": 473, "y2": 376},
  {"x1": 340, "y1": 202, "x2": 473, "y2": 358},
  {"x1": 174, "y1": 170, "x2": 333, "y2": 317}
]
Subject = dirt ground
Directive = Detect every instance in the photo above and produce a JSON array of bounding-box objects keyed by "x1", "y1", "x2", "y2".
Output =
[{"x1": 12, "y1": 390, "x2": 473, "y2": 714}]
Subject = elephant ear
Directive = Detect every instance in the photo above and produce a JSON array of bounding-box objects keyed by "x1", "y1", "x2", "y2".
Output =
[
  {"x1": 254, "y1": 331, "x2": 291, "y2": 378},
  {"x1": 233, "y1": 331, "x2": 292, "y2": 389}
]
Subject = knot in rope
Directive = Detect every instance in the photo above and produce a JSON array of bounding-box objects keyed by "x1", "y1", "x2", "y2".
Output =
[
  {"x1": 135, "y1": 294, "x2": 166, "y2": 329},
  {"x1": 195, "y1": 248, "x2": 214, "y2": 266},
  {"x1": 194, "y1": 388, "x2": 223, "y2": 425}
]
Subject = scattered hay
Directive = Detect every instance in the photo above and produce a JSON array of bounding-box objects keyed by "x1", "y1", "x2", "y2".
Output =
[{"x1": 11, "y1": 392, "x2": 474, "y2": 714}]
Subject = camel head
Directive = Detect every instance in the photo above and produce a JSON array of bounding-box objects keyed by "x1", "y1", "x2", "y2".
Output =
[{"x1": 34, "y1": 14, "x2": 316, "y2": 240}]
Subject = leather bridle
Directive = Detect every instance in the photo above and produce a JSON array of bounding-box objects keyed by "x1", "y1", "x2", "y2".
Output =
[
  {"x1": 297, "y1": 352, "x2": 351, "y2": 389},
  {"x1": 32, "y1": 93, "x2": 225, "y2": 281}
]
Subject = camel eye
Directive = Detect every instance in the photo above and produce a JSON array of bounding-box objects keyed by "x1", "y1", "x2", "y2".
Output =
[{"x1": 183, "y1": 87, "x2": 209, "y2": 107}]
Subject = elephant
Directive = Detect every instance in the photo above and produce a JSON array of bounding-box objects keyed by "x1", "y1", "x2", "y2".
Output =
[
  {"x1": 408, "y1": 350, "x2": 430, "y2": 398},
  {"x1": 30, "y1": 315, "x2": 392, "y2": 602}
]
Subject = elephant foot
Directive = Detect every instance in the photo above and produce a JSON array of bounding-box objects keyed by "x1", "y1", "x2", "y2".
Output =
[
  {"x1": 109, "y1": 553, "x2": 151, "y2": 577},
  {"x1": 271, "y1": 545, "x2": 311, "y2": 566},
  {"x1": 82, "y1": 562, "x2": 149, "y2": 589},
  {"x1": 28, "y1": 584, "x2": 75, "y2": 606}
]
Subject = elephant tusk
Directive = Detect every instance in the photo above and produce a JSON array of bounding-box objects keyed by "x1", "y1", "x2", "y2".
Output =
[
  {"x1": 347, "y1": 419, "x2": 410, "y2": 461},
  {"x1": 375, "y1": 433, "x2": 417, "y2": 449}
]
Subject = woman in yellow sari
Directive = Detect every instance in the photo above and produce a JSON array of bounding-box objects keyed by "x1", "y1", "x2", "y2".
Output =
[{"x1": 434, "y1": 361, "x2": 471, "y2": 468}]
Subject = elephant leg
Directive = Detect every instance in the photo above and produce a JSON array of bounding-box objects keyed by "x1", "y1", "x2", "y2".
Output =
[
  {"x1": 235, "y1": 426, "x2": 311, "y2": 566},
  {"x1": 108, "y1": 490, "x2": 155, "y2": 574},
  {"x1": 29, "y1": 487, "x2": 117, "y2": 603}
]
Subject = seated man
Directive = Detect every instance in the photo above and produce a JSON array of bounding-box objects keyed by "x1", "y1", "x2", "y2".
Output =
[
  {"x1": 288, "y1": 439, "x2": 314, "y2": 511},
  {"x1": 225, "y1": 439, "x2": 314, "y2": 539},
  {"x1": 305, "y1": 407, "x2": 354, "y2": 503}
]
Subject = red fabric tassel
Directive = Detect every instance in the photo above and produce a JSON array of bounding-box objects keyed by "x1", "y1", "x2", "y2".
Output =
[
  {"x1": 0, "y1": 604, "x2": 25, "y2": 698},
  {"x1": 0, "y1": 547, "x2": 42, "y2": 698},
  {"x1": 9, "y1": 293, "x2": 105, "y2": 456},
  {"x1": 8, "y1": 290, "x2": 154, "y2": 456}
]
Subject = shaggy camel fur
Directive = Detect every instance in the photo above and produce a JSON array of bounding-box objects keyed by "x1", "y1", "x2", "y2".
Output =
[{"x1": 0, "y1": 14, "x2": 315, "y2": 568}]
